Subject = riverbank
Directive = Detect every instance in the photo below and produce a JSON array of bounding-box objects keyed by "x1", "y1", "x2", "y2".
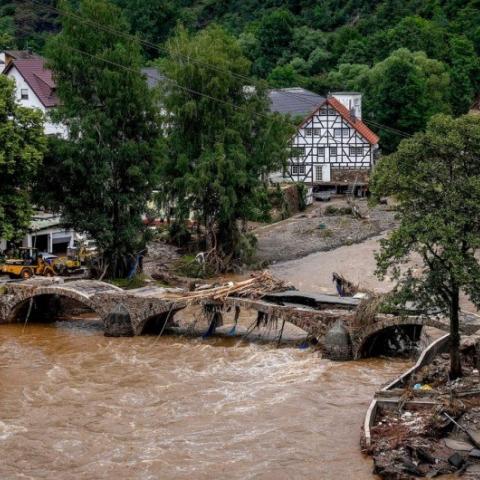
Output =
[
  {"x1": 365, "y1": 336, "x2": 480, "y2": 479},
  {"x1": 142, "y1": 198, "x2": 398, "y2": 289},
  {"x1": 253, "y1": 199, "x2": 397, "y2": 264}
]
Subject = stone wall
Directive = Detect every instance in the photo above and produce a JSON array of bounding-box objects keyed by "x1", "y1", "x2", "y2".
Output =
[{"x1": 331, "y1": 169, "x2": 370, "y2": 184}]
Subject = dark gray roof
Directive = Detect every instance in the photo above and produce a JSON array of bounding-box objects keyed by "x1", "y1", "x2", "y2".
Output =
[
  {"x1": 268, "y1": 87, "x2": 325, "y2": 117},
  {"x1": 141, "y1": 67, "x2": 165, "y2": 89}
]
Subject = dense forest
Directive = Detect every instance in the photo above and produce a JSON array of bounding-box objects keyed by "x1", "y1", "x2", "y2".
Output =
[{"x1": 0, "y1": 0, "x2": 479, "y2": 149}]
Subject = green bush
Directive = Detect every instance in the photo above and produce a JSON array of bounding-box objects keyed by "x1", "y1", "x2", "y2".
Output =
[
  {"x1": 324, "y1": 205, "x2": 353, "y2": 216},
  {"x1": 173, "y1": 254, "x2": 215, "y2": 278},
  {"x1": 108, "y1": 274, "x2": 150, "y2": 290},
  {"x1": 296, "y1": 183, "x2": 308, "y2": 211}
]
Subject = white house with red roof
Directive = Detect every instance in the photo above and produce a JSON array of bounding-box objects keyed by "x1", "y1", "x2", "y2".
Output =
[
  {"x1": 269, "y1": 89, "x2": 379, "y2": 194},
  {"x1": 2, "y1": 53, "x2": 66, "y2": 137}
]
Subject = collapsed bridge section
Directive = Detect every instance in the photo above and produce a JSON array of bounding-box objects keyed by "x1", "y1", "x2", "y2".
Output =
[{"x1": 2, "y1": 275, "x2": 480, "y2": 360}]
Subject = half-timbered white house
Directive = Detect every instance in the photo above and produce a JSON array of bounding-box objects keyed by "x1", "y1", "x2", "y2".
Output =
[{"x1": 269, "y1": 90, "x2": 379, "y2": 194}]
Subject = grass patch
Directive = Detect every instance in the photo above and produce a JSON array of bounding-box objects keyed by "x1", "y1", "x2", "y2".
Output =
[{"x1": 108, "y1": 274, "x2": 150, "y2": 290}]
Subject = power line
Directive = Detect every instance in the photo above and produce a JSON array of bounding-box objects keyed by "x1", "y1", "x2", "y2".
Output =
[
  {"x1": 27, "y1": 0, "x2": 355, "y2": 126},
  {"x1": 29, "y1": 0, "x2": 263, "y2": 87},
  {"x1": 23, "y1": 3, "x2": 435, "y2": 145},
  {"x1": 67, "y1": 46, "x2": 272, "y2": 119}
]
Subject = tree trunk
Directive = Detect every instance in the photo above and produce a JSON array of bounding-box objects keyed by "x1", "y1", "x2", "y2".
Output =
[{"x1": 449, "y1": 285, "x2": 462, "y2": 379}]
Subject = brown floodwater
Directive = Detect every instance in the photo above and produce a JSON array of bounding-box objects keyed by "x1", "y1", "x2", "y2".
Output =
[{"x1": 0, "y1": 318, "x2": 410, "y2": 480}]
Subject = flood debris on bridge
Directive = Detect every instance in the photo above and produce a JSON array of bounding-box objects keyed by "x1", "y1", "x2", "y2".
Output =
[{"x1": 2, "y1": 274, "x2": 479, "y2": 360}]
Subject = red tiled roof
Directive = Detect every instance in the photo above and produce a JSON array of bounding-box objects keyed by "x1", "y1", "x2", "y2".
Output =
[
  {"x1": 4, "y1": 58, "x2": 59, "y2": 108},
  {"x1": 326, "y1": 96, "x2": 379, "y2": 145}
]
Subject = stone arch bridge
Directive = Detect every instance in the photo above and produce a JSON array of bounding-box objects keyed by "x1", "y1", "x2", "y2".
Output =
[{"x1": 1, "y1": 279, "x2": 480, "y2": 360}]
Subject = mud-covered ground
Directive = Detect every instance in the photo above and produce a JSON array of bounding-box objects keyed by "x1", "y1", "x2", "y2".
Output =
[{"x1": 253, "y1": 198, "x2": 397, "y2": 264}]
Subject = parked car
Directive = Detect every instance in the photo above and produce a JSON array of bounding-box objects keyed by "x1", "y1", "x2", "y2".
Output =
[{"x1": 313, "y1": 190, "x2": 333, "y2": 202}]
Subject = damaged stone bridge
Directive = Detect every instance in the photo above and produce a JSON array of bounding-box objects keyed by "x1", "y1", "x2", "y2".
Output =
[
  {"x1": 0, "y1": 279, "x2": 189, "y2": 337},
  {"x1": 2, "y1": 279, "x2": 480, "y2": 360}
]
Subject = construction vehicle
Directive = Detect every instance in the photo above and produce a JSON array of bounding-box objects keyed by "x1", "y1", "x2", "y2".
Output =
[
  {"x1": 50, "y1": 247, "x2": 83, "y2": 275},
  {"x1": 0, "y1": 247, "x2": 56, "y2": 279}
]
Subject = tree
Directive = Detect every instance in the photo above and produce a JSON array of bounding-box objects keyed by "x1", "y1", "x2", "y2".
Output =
[
  {"x1": 157, "y1": 26, "x2": 292, "y2": 271},
  {"x1": 253, "y1": 9, "x2": 295, "y2": 76},
  {"x1": 447, "y1": 36, "x2": 478, "y2": 115},
  {"x1": 0, "y1": 75, "x2": 46, "y2": 246},
  {"x1": 13, "y1": 0, "x2": 59, "y2": 51},
  {"x1": 39, "y1": 0, "x2": 162, "y2": 277},
  {"x1": 267, "y1": 63, "x2": 302, "y2": 87},
  {"x1": 371, "y1": 114, "x2": 480, "y2": 379},
  {"x1": 113, "y1": 0, "x2": 180, "y2": 57}
]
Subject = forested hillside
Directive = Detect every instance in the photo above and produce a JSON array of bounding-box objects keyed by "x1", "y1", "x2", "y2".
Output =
[{"x1": 1, "y1": 0, "x2": 479, "y2": 150}]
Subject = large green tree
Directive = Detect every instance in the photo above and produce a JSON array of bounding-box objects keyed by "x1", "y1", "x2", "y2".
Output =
[
  {"x1": 328, "y1": 49, "x2": 451, "y2": 152},
  {"x1": 0, "y1": 75, "x2": 46, "y2": 246},
  {"x1": 366, "y1": 49, "x2": 451, "y2": 152},
  {"x1": 157, "y1": 26, "x2": 292, "y2": 270},
  {"x1": 371, "y1": 114, "x2": 480, "y2": 379},
  {"x1": 39, "y1": 0, "x2": 162, "y2": 277}
]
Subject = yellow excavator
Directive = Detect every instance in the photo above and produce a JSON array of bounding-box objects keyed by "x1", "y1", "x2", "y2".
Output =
[
  {"x1": 50, "y1": 246, "x2": 83, "y2": 275},
  {"x1": 0, "y1": 247, "x2": 56, "y2": 279}
]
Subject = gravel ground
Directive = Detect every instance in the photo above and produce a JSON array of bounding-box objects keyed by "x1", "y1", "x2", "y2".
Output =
[{"x1": 253, "y1": 198, "x2": 397, "y2": 264}]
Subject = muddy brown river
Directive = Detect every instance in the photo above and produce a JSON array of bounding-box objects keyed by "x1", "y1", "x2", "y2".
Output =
[
  {"x1": 1, "y1": 236, "x2": 417, "y2": 479},
  {"x1": 0, "y1": 318, "x2": 410, "y2": 480}
]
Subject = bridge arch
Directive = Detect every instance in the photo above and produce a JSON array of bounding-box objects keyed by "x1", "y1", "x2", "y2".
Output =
[
  {"x1": 353, "y1": 316, "x2": 450, "y2": 359},
  {"x1": 4, "y1": 285, "x2": 104, "y2": 324}
]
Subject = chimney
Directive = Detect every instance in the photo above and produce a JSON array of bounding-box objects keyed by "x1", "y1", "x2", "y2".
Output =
[{"x1": 332, "y1": 92, "x2": 362, "y2": 120}]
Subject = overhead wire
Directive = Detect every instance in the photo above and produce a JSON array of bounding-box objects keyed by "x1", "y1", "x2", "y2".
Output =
[{"x1": 23, "y1": 2, "x2": 438, "y2": 144}]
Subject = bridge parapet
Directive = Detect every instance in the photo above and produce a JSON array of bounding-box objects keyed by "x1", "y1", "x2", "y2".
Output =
[{"x1": 3, "y1": 280, "x2": 480, "y2": 361}]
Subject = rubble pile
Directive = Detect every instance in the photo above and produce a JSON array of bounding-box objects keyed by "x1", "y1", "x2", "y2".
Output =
[
  {"x1": 369, "y1": 352, "x2": 480, "y2": 479},
  {"x1": 167, "y1": 271, "x2": 293, "y2": 303}
]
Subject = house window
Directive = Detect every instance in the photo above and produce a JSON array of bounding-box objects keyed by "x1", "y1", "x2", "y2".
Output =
[
  {"x1": 334, "y1": 128, "x2": 350, "y2": 138},
  {"x1": 349, "y1": 146, "x2": 364, "y2": 156},
  {"x1": 322, "y1": 107, "x2": 336, "y2": 115},
  {"x1": 315, "y1": 165, "x2": 323, "y2": 181},
  {"x1": 291, "y1": 146, "x2": 305, "y2": 158},
  {"x1": 305, "y1": 128, "x2": 320, "y2": 136},
  {"x1": 291, "y1": 164, "x2": 306, "y2": 175},
  {"x1": 329, "y1": 147, "x2": 337, "y2": 157},
  {"x1": 317, "y1": 146, "x2": 325, "y2": 157},
  {"x1": 20, "y1": 89, "x2": 29, "y2": 100}
]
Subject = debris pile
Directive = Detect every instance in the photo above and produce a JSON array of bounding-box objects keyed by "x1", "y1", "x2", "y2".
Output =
[
  {"x1": 369, "y1": 350, "x2": 480, "y2": 479},
  {"x1": 332, "y1": 271, "x2": 359, "y2": 296},
  {"x1": 353, "y1": 293, "x2": 385, "y2": 328},
  {"x1": 167, "y1": 271, "x2": 293, "y2": 304}
]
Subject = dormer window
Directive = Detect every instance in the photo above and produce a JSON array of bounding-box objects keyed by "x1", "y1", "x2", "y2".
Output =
[{"x1": 20, "y1": 88, "x2": 28, "y2": 100}]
